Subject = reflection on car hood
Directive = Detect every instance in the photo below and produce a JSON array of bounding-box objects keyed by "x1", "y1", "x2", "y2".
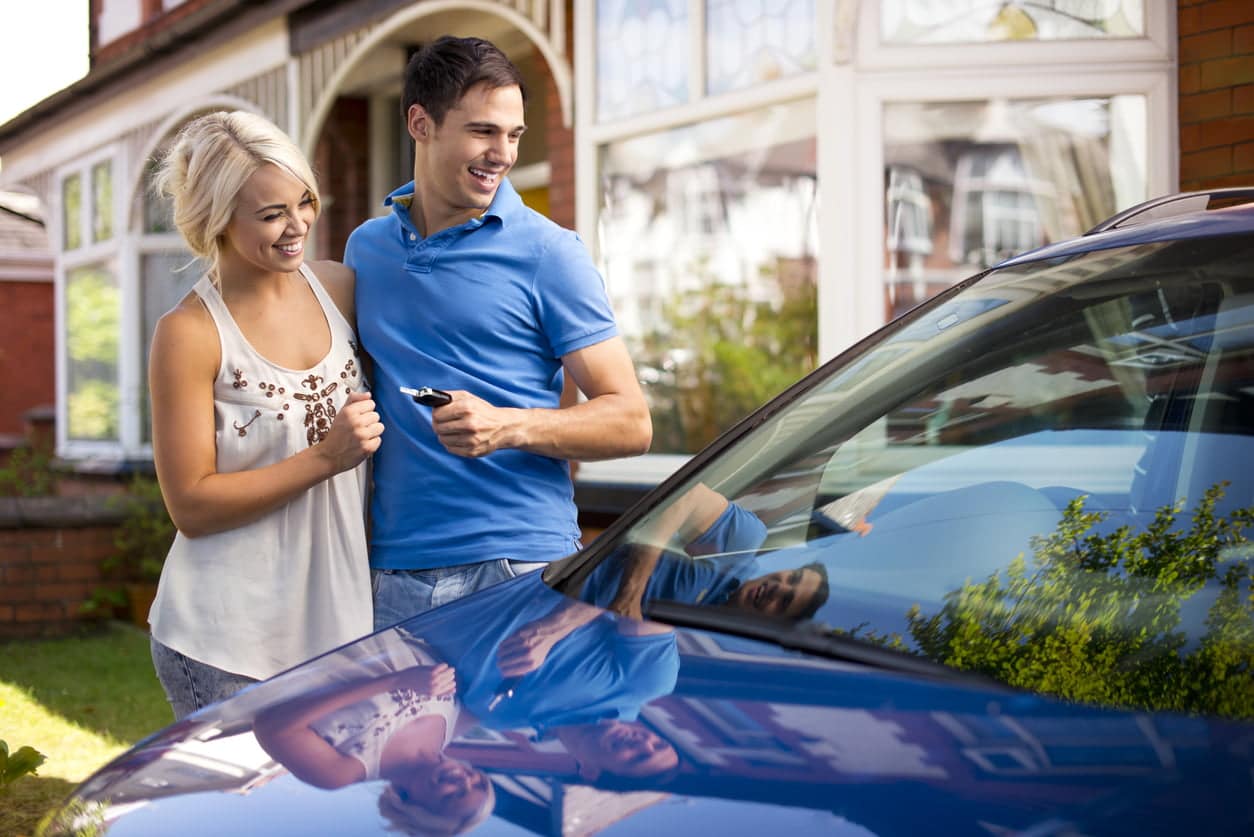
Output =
[{"x1": 41, "y1": 572, "x2": 1254, "y2": 837}]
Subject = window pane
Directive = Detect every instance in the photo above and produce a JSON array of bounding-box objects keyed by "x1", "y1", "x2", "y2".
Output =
[
  {"x1": 62, "y1": 174, "x2": 82, "y2": 250},
  {"x1": 706, "y1": 0, "x2": 816, "y2": 95},
  {"x1": 92, "y1": 161, "x2": 113, "y2": 242},
  {"x1": 881, "y1": 0, "x2": 1145, "y2": 44},
  {"x1": 140, "y1": 252, "x2": 202, "y2": 442},
  {"x1": 882, "y1": 95, "x2": 1147, "y2": 319},
  {"x1": 599, "y1": 100, "x2": 819, "y2": 454},
  {"x1": 65, "y1": 263, "x2": 120, "y2": 441},
  {"x1": 597, "y1": 0, "x2": 688, "y2": 122}
]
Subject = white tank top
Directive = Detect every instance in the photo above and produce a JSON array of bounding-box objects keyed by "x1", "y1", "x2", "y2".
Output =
[
  {"x1": 148, "y1": 263, "x2": 373, "y2": 680},
  {"x1": 309, "y1": 633, "x2": 460, "y2": 780}
]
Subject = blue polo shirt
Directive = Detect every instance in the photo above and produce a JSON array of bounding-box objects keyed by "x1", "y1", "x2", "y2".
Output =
[
  {"x1": 347, "y1": 179, "x2": 618, "y2": 569},
  {"x1": 414, "y1": 573, "x2": 679, "y2": 734}
]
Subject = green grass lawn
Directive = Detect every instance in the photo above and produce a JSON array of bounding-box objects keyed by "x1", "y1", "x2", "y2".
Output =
[{"x1": 0, "y1": 622, "x2": 172, "y2": 837}]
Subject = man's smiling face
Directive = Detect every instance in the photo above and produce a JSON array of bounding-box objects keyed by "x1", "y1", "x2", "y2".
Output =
[
  {"x1": 727, "y1": 567, "x2": 825, "y2": 619},
  {"x1": 411, "y1": 81, "x2": 526, "y2": 234}
]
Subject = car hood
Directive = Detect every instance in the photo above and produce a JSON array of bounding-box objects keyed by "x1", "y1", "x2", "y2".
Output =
[{"x1": 41, "y1": 573, "x2": 1254, "y2": 836}]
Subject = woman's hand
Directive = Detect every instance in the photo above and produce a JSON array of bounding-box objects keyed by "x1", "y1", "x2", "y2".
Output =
[
  {"x1": 315, "y1": 391, "x2": 384, "y2": 473},
  {"x1": 393, "y1": 663, "x2": 457, "y2": 698}
]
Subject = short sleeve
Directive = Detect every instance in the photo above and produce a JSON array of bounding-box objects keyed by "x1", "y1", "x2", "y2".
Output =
[{"x1": 533, "y1": 230, "x2": 618, "y2": 358}]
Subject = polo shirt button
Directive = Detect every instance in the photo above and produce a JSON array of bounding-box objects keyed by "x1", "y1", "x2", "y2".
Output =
[{"x1": 409, "y1": 233, "x2": 417, "y2": 241}]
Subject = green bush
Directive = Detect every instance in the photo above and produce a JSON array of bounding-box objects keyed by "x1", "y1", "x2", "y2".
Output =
[
  {"x1": 82, "y1": 475, "x2": 174, "y2": 616},
  {"x1": 0, "y1": 445, "x2": 58, "y2": 497},
  {"x1": 906, "y1": 484, "x2": 1254, "y2": 718},
  {"x1": 0, "y1": 739, "x2": 46, "y2": 789}
]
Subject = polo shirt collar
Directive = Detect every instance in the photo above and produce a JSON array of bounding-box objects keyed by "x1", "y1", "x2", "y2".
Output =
[{"x1": 383, "y1": 177, "x2": 523, "y2": 230}]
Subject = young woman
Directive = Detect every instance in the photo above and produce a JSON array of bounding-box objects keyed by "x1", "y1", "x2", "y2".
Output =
[{"x1": 146, "y1": 110, "x2": 384, "y2": 719}]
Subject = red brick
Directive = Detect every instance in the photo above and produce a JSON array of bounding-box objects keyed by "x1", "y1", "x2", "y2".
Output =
[
  {"x1": 1181, "y1": 89, "x2": 1234, "y2": 122},
  {"x1": 1201, "y1": 55, "x2": 1254, "y2": 91},
  {"x1": 1236, "y1": 83, "x2": 1254, "y2": 113},
  {"x1": 1182, "y1": 146, "x2": 1235, "y2": 179},
  {"x1": 1235, "y1": 140, "x2": 1254, "y2": 171},
  {"x1": 0, "y1": 584, "x2": 30, "y2": 603},
  {"x1": 1236, "y1": 24, "x2": 1254, "y2": 54},
  {"x1": 34, "y1": 581, "x2": 92, "y2": 603},
  {"x1": 15, "y1": 602, "x2": 61, "y2": 622},
  {"x1": 0, "y1": 562, "x2": 37, "y2": 584},
  {"x1": 0, "y1": 282, "x2": 55, "y2": 435},
  {"x1": 56, "y1": 561, "x2": 103, "y2": 582},
  {"x1": 1193, "y1": 115, "x2": 1254, "y2": 147},
  {"x1": 1182, "y1": 29, "x2": 1233, "y2": 64},
  {"x1": 0, "y1": 604, "x2": 13, "y2": 621},
  {"x1": 1180, "y1": 0, "x2": 1254, "y2": 36},
  {"x1": 1181, "y1": 64, "x2": 1203, "y2": 95},
  {"x1": 1181, "y1": 122, "x2": 1204, "y2": 152}
]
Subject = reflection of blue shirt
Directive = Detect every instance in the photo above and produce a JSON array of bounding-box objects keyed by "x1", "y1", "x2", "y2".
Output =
[
  {"x1": 584, "y1": 503, "x2": 769, "y2": 608},
  {"x1": 409, "y1": 573, "x2": 677, "y2": 734}
]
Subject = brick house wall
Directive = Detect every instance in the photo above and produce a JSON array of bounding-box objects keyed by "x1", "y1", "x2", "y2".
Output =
[
  {"x1": 0, "y1": 498, "x2": 123, "y2": 638},
  {"x1": 0, "y1": 281, "x2": 55, "y2": 438},
  {"x1": 314, "y1": 96, "x2": 371, "y2": 261},
  {"x1": 1178, "y1": 0, "x2": 1254, "y2": 189},
  {"x1": 0, "y1": 205, "x2": 54, "y2": 440}
]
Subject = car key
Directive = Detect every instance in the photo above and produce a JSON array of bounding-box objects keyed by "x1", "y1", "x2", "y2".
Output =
[{"x1": 399, "y1": 386, "x2": 452, "y2": 407}]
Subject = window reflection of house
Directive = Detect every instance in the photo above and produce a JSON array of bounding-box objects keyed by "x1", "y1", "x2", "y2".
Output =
[
  {"x1": 886, "y1": 165, "x2": 933, "y2": 276},
  {"x1": 948, "y1": 145, "x2": 1050, "y2": 268}
]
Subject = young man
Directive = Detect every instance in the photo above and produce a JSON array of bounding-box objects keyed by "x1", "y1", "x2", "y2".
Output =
[{"x1": 347, "y1": 36, "x2": 652, "y2": 629}]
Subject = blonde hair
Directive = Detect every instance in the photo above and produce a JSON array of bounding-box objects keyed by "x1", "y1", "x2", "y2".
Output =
[
  {"x1": 153, "y1": 110, "x2": 320, "y2": 280},
  {"x1": 377, "y1": 778, "x2": 495, "y2": 836}
]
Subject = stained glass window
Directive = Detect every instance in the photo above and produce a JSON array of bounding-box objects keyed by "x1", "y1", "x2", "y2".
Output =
[
  {"x1": 881, "y1": 0, "x2": 1144, "y2": 44},
  {"x1": 597, "y1": 0, "x2": 689, "y2": 122},
  {"x1": 706, "y1": 0, "x2": 817, "y2": 95}
]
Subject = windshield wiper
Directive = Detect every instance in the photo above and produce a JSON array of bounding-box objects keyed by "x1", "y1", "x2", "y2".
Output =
[{"x1": 643, "y1": 599, "x2": 1009, "y2": 690}]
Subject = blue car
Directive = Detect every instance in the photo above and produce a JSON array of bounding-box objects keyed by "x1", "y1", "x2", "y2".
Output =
[{"x1": 40, "y1": 190, "x2": 1254, "y2": 836}]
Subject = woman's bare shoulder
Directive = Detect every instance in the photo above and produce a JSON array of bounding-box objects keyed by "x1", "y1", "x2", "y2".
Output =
[{"x1": 151, "y1": 290, "x2": 218, "y2": 368}]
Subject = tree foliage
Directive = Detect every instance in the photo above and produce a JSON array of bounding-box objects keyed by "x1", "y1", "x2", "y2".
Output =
[
  {"x1": 639, "y1": 263, "x2": 817, "y2": 453},
  {"x1": 906, "y1": 484, "x2": 1254, "y2": 718}
]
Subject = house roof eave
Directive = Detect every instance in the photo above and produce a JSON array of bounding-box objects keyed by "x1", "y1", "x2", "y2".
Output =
[{"x1": 0, "y1": 0, "x2": 310, "y2": 158}]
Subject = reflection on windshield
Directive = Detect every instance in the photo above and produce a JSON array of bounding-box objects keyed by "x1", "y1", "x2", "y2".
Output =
[{"x1": 573, "y1": 233, "x2": 1254, "y2": 719}]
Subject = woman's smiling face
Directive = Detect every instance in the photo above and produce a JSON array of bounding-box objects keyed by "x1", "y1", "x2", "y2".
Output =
[{"x1": 220, "y1": 163, "x2": 317, "y2": 279}]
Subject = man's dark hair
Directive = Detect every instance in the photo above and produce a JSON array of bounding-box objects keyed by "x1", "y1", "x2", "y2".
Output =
[
  {"x1": 402, "y1": 35, "x2": 527, "y2": 126},
  {"x1": 796, "y1": 561, "x2": 829, "y2": 621}
]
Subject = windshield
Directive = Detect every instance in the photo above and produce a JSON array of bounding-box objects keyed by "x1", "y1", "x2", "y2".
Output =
[{"x1": 563, "y1": 231, "x2": 1254, "y2": 719}]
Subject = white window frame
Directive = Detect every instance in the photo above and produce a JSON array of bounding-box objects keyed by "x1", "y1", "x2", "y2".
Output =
[
  {"x1": 840, "y1": 66, "x2": 1176, "y2": 356},
  {"x1": 860, "y1": 0, "x2": 1173, "y2": 70},
  {"x1": 571, "y1": 0, "x2": 1177, "y2": 486},
  {"x1": 55, "y1": 143, "x2": 134, "y2": 463}
]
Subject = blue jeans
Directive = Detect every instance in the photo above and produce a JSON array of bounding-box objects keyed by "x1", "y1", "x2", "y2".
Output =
[
  {"x1": 150, "y1": 637, "x2": 259, "y2": 721},
  {"x1": 371, "y1": 558, "x2": 546, "y2": 631}
]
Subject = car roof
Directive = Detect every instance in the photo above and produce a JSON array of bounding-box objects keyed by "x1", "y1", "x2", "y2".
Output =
[{"x1": 996, "y1": 188, "x2": 1254, "y2": 268}]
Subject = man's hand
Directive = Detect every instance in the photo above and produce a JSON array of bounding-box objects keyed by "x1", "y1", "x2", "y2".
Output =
[
  {"x1": 496, "y1": 619, "x2": 568, "y2": 677},
  {"x1": 495, "y1": 600, "x2": 602, "y2": 677},
  {"x1": 430, "y1": 391, "x2": 516, "y2": 458}
]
